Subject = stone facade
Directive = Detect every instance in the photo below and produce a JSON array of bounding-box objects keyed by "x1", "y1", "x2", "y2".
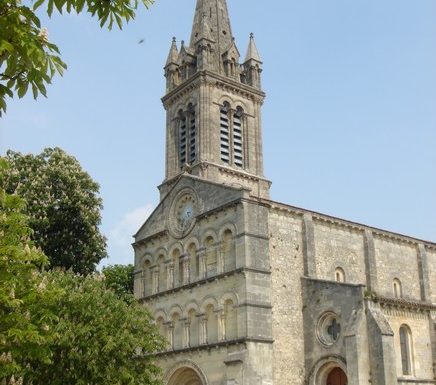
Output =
[{"x1": 133, "y1": 1, "x2": 436, "y2": 385}]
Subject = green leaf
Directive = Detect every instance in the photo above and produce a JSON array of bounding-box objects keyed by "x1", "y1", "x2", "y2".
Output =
[
  {"x1": 17, "y1": 82, "x2": 29, "y2": 99},
  {"x1": 33, "y1": 0, "x2": 46, "y2": 10}
]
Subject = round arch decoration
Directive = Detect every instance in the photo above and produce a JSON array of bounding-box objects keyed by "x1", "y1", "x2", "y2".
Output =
[
  {"x1": 164, "y1": 360, "x2": 208, "y2": 385},
  {"x1": 308, "y1": 356, "x2": 348, "y2": 385}
]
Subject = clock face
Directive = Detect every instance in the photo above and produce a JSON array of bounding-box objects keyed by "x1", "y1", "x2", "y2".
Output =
[{"x1": 177, "y1": 195, "x2": 195, "y2": 231}]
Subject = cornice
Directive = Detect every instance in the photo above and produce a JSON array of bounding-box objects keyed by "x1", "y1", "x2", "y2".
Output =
[
  {"x1": 376, "y1": 296, "x2": 436, "y2": 312},
  {"x1": 154, "y1": 337, "x2": 274, "y2": 358},
  {"x1": 161, "y1": 70, "x2": 265, "y2": 108},
  {"x1": 138, "y1": 266, "x2": 271, "y2": 302},
  {"x1": 263, "y1": 199, "x2": 436, "y2": 250}
]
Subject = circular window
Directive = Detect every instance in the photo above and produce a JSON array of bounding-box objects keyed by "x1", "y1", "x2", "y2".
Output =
[{"x1": 317, "y1": 312, "x2": 341, "y2": 347}]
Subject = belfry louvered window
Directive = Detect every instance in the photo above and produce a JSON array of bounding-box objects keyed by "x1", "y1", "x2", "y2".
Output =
[
  {"x1": 233, "y1": 107, "x2": 243, "y2": 167},
  {"x1": 179, "y1": 104, "x2": 197, "y2": 169},
  {"x1": 220, "y1": 102, "x2": 244, "y2": 168},
  {"x1": 220, "y1": 102, "x2": 230, "y2": 163}
]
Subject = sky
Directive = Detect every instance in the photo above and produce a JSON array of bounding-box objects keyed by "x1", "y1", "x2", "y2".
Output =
[{"x1": 1, "y1": 0, "x2": 435, "y2": 268}]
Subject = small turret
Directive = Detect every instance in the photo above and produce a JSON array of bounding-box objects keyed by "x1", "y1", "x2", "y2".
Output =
[
  {"x1": 243, "y1": 33, "x2": 262, "y2": 88},
  {"x1": 194, "y1": 12, "x2": 215, "y2": 71},
  {"x1": 164, "y1": 37, "x2": 180, "y2": 91}
]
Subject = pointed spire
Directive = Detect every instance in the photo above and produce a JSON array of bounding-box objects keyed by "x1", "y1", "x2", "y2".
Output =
[
  {"x1": 245, "y1": 33, "x2": 261, "y2": 63},
  {"x1": 165, "y1": 37, "x2": 179, "y2": 67},
  {"x1": 190, "y1": 0, "x2": 233, "y2": 53}
]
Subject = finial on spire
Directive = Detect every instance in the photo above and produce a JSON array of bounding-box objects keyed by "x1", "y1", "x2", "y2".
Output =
[
  {"x1": 165, "y1": 36, "x2": 179, "y2": 67},
  {"x1": 244, "y1": 32, "x2": 261, "y2": 63}
]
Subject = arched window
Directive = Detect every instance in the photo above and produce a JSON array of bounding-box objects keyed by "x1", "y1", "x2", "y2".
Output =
[
  {"x1": 156, "y1": 316, "x2": 166, "y2": 340},
  {"x1": 188, "y1": 309, "x2": 199, "y2": 347},
  {"x1": 393, "y1": 278, "x2": 402, "y2": 299},
  {"x1": 222, "y1": 229, "x2": 236, "y2": 272},
  {"x1": 220, "y1": 102, "x2": 230, "y2": 164},
  {"x1": 335, "y1": 267, "x2": 345, "y2": 283},
  {"x1": 206, "y1": 304, "x2": 218, "y2": 344},
  {"x1": 187, "y1": 243, "x2": 198, "y2": 279},
  {"x1": 399, "y1": 325, "x2": 413, "y2": 375},
  {"x1": 205, "y1": 236, "x2": 217, "y2": 277},
  {"x1": 142, "y1": 260, "x2": 151, "y2": 296},
  {"x1": 219, "y1": 102, "x2": 245, "y2": 168},
  {"x1": 179, "y1": 104, "x2": 196, "y2": 169},
  {"x1": 233, "y1": 107, "x2": 244, "y2": 167},
  {"x1": 172, "y1": 313, "x2": 183, "y2": 350},
  {"x1": 224, "y1": 299, "x2": 237, "y2": 340},
  {"x1": 157, "y1": 255, "x2": 166, "y2": 292}
]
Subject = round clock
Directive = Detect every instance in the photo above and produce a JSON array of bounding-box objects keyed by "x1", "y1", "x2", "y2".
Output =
[
  {"x1": 176, "y1": 194, "x2": 195, "y2": 231},
  {"x1": 169, "y1": 189, "x2": 199, "y2": 238}
]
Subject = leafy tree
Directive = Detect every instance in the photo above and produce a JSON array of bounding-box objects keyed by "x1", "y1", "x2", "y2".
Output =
[
  {"x1": 0, "y1": 158, "x2": 57, "y2": 384},
  {"x1": 103, "y1": 264, "x2": 134, "y2": 297},
  {"x1": 26, "y1": 270, "x2": 164, "y2": 385},
  {"x1": 0, "y1": 0, "x2": 154, "y2": 115},
  {"x1": 2, "y1": 147, "x2": 107, "y2": 274}
]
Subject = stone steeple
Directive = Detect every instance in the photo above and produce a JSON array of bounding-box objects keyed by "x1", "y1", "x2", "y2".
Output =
[
  {"x1": 190, "y1": 0, "x2": 233, "y2": 54},
  {"x1": 161, "y1": 0, "x2": 270, "y2": 199}
]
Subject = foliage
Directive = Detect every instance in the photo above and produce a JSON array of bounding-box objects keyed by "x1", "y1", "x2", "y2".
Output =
[
  {"x1": 2, "y1": 147, "x2": 107, "y2": 274},
  {"x1": 0, "y1": 158, "x2": 58, "y2": 384},
  {"x1": 0, "y1": 0, "x2": 154, "y2": 116},
  {"x1": 26, "y1": 270, "x2": 164, "y2": 385},
  {"x1": 103, "y1": 264, "x2": 134, "y2": 298}
]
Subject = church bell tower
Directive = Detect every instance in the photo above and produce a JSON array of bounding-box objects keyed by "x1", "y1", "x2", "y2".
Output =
[{"x1": 161, "y1": 0, "x2": 270, "y2": 199}]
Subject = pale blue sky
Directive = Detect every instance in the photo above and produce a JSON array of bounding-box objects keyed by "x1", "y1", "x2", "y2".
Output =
[{"x1": 1, "y1": 0, "x2": 435, "y2": 267}]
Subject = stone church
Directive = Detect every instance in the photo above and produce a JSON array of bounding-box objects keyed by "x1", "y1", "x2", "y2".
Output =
[{"x1": 133, "y1": 1, "x2": 436, "y2": 384}]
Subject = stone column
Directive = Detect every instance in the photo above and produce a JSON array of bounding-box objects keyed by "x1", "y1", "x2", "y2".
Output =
[
  {"x1": 199, "y1": 315, "x2": 207, "y2": 345},
  {"x1": 183, "y1": 320, "x2": 190, "y2": 348},
  {"x1": 181, "y1": 255, "x2": 190, "y2": 285},
  {"x1": 166, "y1": 322, "x2": 174, "y2": 350},
  {"x1": 166, "y1": 261, "x2": 174, "y2": 290},
  {"x1": 217, "y1": 309, "x2": 226, "y2": 341},
  {"x1": 151, "y1": 266, "x2": 159, "y2": 294},
  {"x1": 218, "y1": 243, "x2": 225, "y2": 274},
  {"x1": 198, "y1": 249, "x2": 206, "y2": 279}
]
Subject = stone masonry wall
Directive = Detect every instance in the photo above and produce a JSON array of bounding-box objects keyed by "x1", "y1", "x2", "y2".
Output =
[
  {"x1": 384, "y1": 309, "x2": 434, "y2": 380},
  {"x1": 427, "y1": 249, "x2": 436, "y2": 304},
  {"x1": 268, "y1": 209, "x2": 306, "y2": 385},
  {"x1": 313, "y1": 219, "x2": 366, "y2": 284},
  {"x1": 374, "y1": 237, "x2": 421, "y2": 300}
]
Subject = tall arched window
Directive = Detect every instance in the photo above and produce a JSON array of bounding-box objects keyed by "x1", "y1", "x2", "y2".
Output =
[
  {"x1": 188, "y1": 309, "x2": 199, "y2": 347},
  {"x1": 179, "y1": 104, "x2": 196, "y2": 169},
  {"x1": 206, "y1": 304, "x2": 218, "y2": 344},
  {"x1": 233, "y1": 107, "x2": 244, "y2": 167},
  {"x1": 222, "y1": 229, "x2": 236, "y2": 272},
  {"x1": 220, "y1": 102, "x2": 230, "y2": 164},
  {"x1": 224, "y1": 299, "x2": 237, "y2": 340},
  {"x1": 219, "y1": 102, "x2": 244, "y2": 168},
  {"x1": 187, "y1": 243, "x2": 198, "y2": 279},
  {"x1": 143, "y1": 260, "x2": 151, "y2": 296},
  {"x1": 205, "y1": 236, "x2": 217, "y2": 277},
  {"x1": 393, "y1": 278, "x2": 402, "y2": 298},
  {"x1": 399, "y1": 325, "x2": 413, "y2": 375},
  {"x1": 172, "y1": 313, "x2": 183, "y2": 350},
  {"x1": 157, "y1": 255, "x2": 166, "y2": 292}
]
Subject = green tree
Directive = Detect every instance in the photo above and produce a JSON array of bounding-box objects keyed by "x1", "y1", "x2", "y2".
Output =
[
  {"x1": 2, "y1": 147, "x2": 107, "y2": 274},
  {"x1": 103, "y1": 264, "x2": 134, "y2": 297},
  {"x1": 27, "y1": 270, "x2": 164, "y2": 385},
  {"x1": 0, "y1": 0, "x2": 154, "y2": 116},
  {"x1": 0, "y1": 158, "x2": 57, "y2": 384}
]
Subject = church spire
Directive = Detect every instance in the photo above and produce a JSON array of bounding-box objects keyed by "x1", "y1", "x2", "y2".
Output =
[
  {"x1": 245, "y1": 33, "x2": 261, "y2": 63},
  {"x1": 190, "y1": 0, "x2": 234, "y2": 55}
]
